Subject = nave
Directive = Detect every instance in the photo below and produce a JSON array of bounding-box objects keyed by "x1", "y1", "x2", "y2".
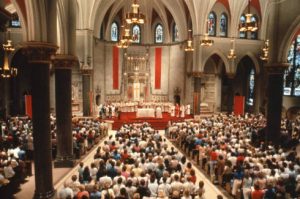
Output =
[{"x1": 54, "y1": 125, "x2": 226, "y2": 199}]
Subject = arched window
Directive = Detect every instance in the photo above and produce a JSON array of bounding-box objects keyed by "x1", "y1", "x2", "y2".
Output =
[
  {"x1": 250, "y1": 16, "x2": 258, "y2": 39},
  {"x1": 239, "y1": 15, "x2": 247, "y2": 38},
  {"x1": 155, "y1": 24, "x2": 163, "y2": 43},
  {"x1": 132, "y1": 24, "x2": 141, "y2": 43},
  {"x1": 173, "y1": 23, "x2": 179, "y2": 42},
  {"x1": 208, "y1": 12, "x2": 216, "y2": 36},
  {"x1": 284, "y1": 34, "x2": 300, "y2": 96},
  {"x1": 219, "y1": 13, "x2": 227, "y2": 37},
  {"x1": 111, "y1": 22, "x2": 119, "y2": 41},
  {"x1": 247, "y1": 69, "x2": 255, "y2": 106}
]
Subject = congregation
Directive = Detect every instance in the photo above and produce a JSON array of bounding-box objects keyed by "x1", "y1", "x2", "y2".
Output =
[
  {"x1": 57, "y1": 122, "x2": 224, "y2": 199},
  {"x1": 0, "y1": 116, "x2": 108, "y2": 198},
  {"x1": 167, "y1": 113, "x2": 300, "y2": 199}
]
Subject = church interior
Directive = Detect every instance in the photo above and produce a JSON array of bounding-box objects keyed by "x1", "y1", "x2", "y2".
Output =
[{"x1": 0, "y1": 0, "x2": 300, "y2": 198}]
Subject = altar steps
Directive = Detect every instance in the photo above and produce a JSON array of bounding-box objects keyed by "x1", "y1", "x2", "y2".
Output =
[{"x1": 100, "y1": 112, "x2": 193, "y2": 130}]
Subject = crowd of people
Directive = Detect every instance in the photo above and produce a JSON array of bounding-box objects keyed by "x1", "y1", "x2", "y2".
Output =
[
  {"x1": 0, "y1": 116, "x2": 108, "y2": 197},
  {"x1": 167, "y1": 113, "x2": 300, "y2": 199},
  {"x1": 58, "y1": 122, "x2": 224, "y2": 199}
]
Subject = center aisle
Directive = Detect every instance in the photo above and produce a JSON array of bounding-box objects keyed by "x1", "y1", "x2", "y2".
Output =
[
  {"x1": 55, "y1": 129, "x2": 227, "y2": 199},
  {"x1": 160, "y1": 130, "x2": 227, "y2": 199}
]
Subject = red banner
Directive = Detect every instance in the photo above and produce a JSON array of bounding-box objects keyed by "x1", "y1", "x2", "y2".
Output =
[
  {"x1": 155, "y1": 48, "x2": 162, "y2": 89},
  {"x1": 234, "y1": 96, "x2": 245, "y2": 116},
  {"x1": 113, "y1": 46, "x2": 119, "y2": 89},
  {"x1": 25, "y1": 95, "x2": 32, "y2": 118}
]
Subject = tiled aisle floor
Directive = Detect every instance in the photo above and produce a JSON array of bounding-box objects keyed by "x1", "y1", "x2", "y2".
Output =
[{"x1": 16, "y1": 130, "x2": 228, "y2": 199}]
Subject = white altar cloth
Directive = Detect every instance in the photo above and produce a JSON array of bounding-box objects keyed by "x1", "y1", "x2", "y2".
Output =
[{"x1": 136, "y1": 108, "x2": 155, "y2": 118}]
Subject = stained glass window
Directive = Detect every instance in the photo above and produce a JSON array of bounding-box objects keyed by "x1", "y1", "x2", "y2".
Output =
[
  {"x1": 239, "y1": 15, "x2": 247, "y2": 38},
  {"x1": 111, "y1": 22, "x2": 118, "y2": 42},
  {"x1": 247, "y1": 69, "x2": 255, "y2": 106},
  {"x1": 220, "y1": 13, "x2": 227, "y2": 37},
  {"x1": 250, "y1": 16, "x2": 258, "y2": 39},
  {"x1": 284, "y1": 34, "x2": 300, "y2": 96},
  {"x1": 173, "y1": 23, "x2": 179, "y2": 42},
  {"x1": 208, "y1": 12, "x2": 216, "y2": 36},
  {"x1": 132, "y1": 24, "x2": 141, "y2": 43},
  {"x1": 155, "y1": 24, "x2": 163, "y2": 43}
]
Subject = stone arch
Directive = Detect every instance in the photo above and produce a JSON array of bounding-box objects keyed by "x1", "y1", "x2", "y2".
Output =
[
  {"x1": 202, "y1": 50, "x2": 230, "y2": 75},
  {"x1": 235, "y1": 52, "x2": 261, "y2": 75},
  {"x1": 10, "y1": 0, "x2": 28, "y2": 40},
  {"x1": 279, "y1": 16, "x2": 300, "y2": 63}
]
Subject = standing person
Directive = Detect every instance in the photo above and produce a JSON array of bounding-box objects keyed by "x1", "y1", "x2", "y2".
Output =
[
  {"x1": 175, "y1": 103, "x2": 180, "y2": 117},
  {"x1": 251, "y1": 183, "x2": 265, "y2": 199},
  {"x1": 242, "y1": 172, "x2": 252, "y2": 199},
  {"x1": 180, "y1": 105, "x2": 185, "y2": 118}
]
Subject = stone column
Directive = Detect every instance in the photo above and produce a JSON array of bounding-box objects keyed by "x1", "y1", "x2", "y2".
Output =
[
  {"x1": 226, "y1": 73, "x2": 236, "y2": 113},
  {"x1": 193, "y1": 74, "x2": 202, "y2": 114},
  {"x1": 21, "y1": 42, "x2": 58, "y2": 199},
  {"x1": 52, "y1": 55, "x2": 78, "y2": 167},
  {"x1": 265, "y1": 63, "x2": 289, "y2": 145},
  {"x1": 82, "y1": 69, "x2": 92, "y2": 116},
  {"x1": 2, "y1": 78, "x2": 10, "y2": 119}
]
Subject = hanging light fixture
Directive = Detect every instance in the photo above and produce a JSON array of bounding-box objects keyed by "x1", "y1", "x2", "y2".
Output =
[
  {"x1": 227, "y1": 39, "x2": 237, "y2": 59},
  {"x1": 185, "y1": 29, "x2": 194, "y2": 52},
  {"x1": 125, "y1": 0, "x2": 145, "y2": 25},
  {"x1": 117, "y1": 23, "x2": 133, "y2": 49},
  {"x1": 260, "y1": 39, "x2": 269, "y2": 61},
  {"x1": 239, "y1": 0, "x2": 258, "y2": 32},
  {"x1": 200, "y1": 20, "x2": 214, "y2": 47},
  {"x1": 0, "y1": 39, "x2": 17, "y2": 78}
]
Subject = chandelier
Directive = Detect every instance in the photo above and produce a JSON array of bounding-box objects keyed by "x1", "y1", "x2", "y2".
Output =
[
  {"x1": 117, "y1": 24, "x2": 132, "y2": 49},
  {"x1": 200, "y1": 20, "x2": 214, "y2": 46},
  {"x1": 227, "y1": 39, "x2": 237, "y2": 59},
  {"x1": 260, "y1": 39, "x2": 269, "y2": 61},
  {"x1": 125, "y1": 0, "x2": 145, "y2": 25},
  {"x1": 185, "y1": 29, "x2": 194, "y2": 52},
  {"x1": 0, "y1": 40, "x2": 17, "y2": 78},
  {"x1": 239, "y1": 0, "x2": 258, "y2": 32}
]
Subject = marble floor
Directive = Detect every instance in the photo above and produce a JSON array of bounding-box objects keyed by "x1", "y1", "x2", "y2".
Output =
[{"x1": 15, "y1": 130, "x2": 229, "y2": 199}]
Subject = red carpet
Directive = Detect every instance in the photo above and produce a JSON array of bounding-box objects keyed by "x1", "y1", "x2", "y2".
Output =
[{"x1": 100, "y1": 112, "x2": 193, "y2": 130}]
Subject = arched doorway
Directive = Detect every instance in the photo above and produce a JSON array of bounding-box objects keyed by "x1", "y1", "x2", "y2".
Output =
[
  {"x1": 202, "y1": 54, "x2": 225, "y2": 112},
  {"x1": 235, "y1": 56, "x2": 257, "y2": 113}
]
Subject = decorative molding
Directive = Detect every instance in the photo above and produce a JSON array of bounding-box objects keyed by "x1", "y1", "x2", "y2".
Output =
[
  {"x1": 264, "y1": 63, "x2": 289, "y2": 74},
  {"x1": 20, "y1": 41, "x2": 58, "y2": 64},
  {"x1": 80, "y1": 68, "x2": 93, "y2": 75},
  {"x1": 52, "y1": 54, "x2": 79, "y2": 69},
  {"x1": 188, "y1": 72, "x2": 204, "y2": 77},
  {"x1": 226, "y1": 72, "x2": 236, "y2": 79}
]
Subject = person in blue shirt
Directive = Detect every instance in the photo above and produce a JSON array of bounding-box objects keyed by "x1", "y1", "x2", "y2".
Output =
[{"x1": 90, "y1": 185, "x2": 101, "y2": 199}]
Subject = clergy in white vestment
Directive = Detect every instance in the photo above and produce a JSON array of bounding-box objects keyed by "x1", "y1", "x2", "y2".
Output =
[
  {"x1": 156, "y1": 106, "x2": 162, "y2": 118},
  {"x1": 170, "y1": 105, "x2": 175, "y2": 117},
  {"x1": 180, "y1": 105, "x2": 185, "y2": 118},
  {"x1": 185, "y1": 104, "x2": 191, "y2": 115}
]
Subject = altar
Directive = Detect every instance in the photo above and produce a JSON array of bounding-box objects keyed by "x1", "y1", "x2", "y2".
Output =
[{"x1": 136, "y1": 108, "x2": 155, "y2": 118}]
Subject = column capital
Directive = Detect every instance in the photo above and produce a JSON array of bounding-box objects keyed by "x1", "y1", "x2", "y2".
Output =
[
  {"x1": 21, "y1": 41, "x2": 58, "y2": 64},
  {"x1": 226, "y1": 72, "x2": 236, "y2": 79},
  {"x1": 188, "y1": 71, "x2": 204, "y2": 78},
  {"x1": 52, "y1": 54, "x2": 78, "y2": 69},
  {"x1": 264, "y1": 63, "x2": 289, "y2": 74},
  {"x1": 81, "y1": 68, "x2": 93, "y2": 75}
]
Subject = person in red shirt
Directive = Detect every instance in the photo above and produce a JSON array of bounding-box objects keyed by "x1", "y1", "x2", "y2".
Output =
[
  {"x1": 121, "y1": 149, "x2": 130, "y2": 163},
  {"x1": 210, "y1": 148, "x2": 218, "y2": 176},
  {"x1": 76, "y1": 185, "x2": 89, "y2": 199},
  {"x1": 251, "y1": 183, "x2": 265, "y2": 199}
]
